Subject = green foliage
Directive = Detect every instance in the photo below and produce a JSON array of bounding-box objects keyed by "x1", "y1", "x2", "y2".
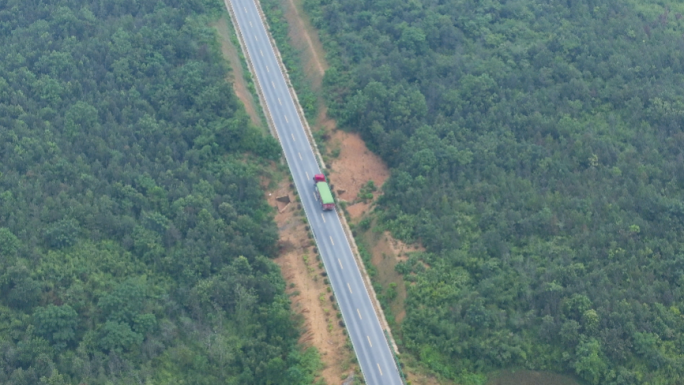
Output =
[
  {"x1": 358, "y1": 217, "x2": 372, "y2": 232},
  {"x1": 358, "y1": 181, "x2": 376, "y2": 203},
  {"x1": 306, "y1": 0, "x2": 684, "y2": 382},
  {"x1": 0, "y1": 0, "x2": 318, "y2": 383},
  {"x1": 3, "y1": 265, "x2": 42, "y2": 310},
  {"x1": 43, "y1": 219, "x2": 80, "y2": 249},
  {"x1": 0, "y1": 228, "x2": 20, "y2": 256},
  {"x1": 98, "y1": 320, "x2": 144, "y2": 353},
  {"x1": 33, "y1": 305, "x2": 78, "y2": 349}
]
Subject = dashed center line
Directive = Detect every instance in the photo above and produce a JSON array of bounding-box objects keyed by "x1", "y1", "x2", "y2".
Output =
[
  {"x1": 291, "y1": 133, "x2": 295, "y2": 141},
  {"x1": 271, "y1": 81, "x2": 275, "y2": 88},
  {"x1": 278, "y1": 98, "x2": 282, "y2": 105},
  {"x1": 321, "y1": 213, "x2": 326, "y2": 223},
  {"x1": 254, "y1": 35, "x2": 258, "y2": 41},
  {"x1": 329, "y1": 236, "x2": 334, "y2": 245},
  {"x1": 367, "y1": 336, "x2": 373, "y2": 348},
  {"x1": 338, "y1": 258, "x2": 343, "y2": 269},
  {"x1": 298, "y1": 152, "x2": 302, "y2": 160},
  {"x1": 249, "y1": 21, "x2": 253, "y2": 27},
  {"x1": 266, "y1": 66, "x2": 270, "y2": 73},
  {"x1": 260, "y1": 49, "x2": 263, "y2": 56},
  {"x1": 284, "y1": 115, "x2": 289, "y2": 123},
  {"x1": 357, "y1": 308, "x2": 362, "y2": 320},
  {"x1": 377, "y1": 363, "x2": 383, "y2": 376},
  {"x1": 347, "y1": 282, "x2": 352, "y2": 293},
  {"x1": 305, "y1": 171, "x2": 310, "y2": 179}
]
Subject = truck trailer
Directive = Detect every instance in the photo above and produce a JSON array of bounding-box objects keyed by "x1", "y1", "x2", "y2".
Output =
[{"x1": 313, "y1": 174, "x2": 335, "y2": 210}]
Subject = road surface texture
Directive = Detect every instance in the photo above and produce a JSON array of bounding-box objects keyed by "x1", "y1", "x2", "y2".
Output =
[{"x1": 226, "y1": 0, "x2": 403, "y2": 383}]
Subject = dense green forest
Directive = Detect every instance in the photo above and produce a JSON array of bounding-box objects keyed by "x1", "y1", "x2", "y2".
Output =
[
  {"x1": 0, "y1": 0, "x2": 322, "y2": 384},
  {"x1": 302, "y1": 0, "x2": 684, "y2": 383}
]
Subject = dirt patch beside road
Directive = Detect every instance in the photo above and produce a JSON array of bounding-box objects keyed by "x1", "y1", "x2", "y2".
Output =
[
  {"x1": 281, "y1": 0, "x2": 327, "y2": 91},
  {"x1": 212, "y1": 17, "x2": 264, "y2": 129},
  {"x1": 280, "y1": 0, "x2": 337, "y2": 140},
  {"x1": 328, "y1": 131, "x2": 389, "y2": 220},
  {"x1": 267, "y1": 177, "x2": 356, "y2": 384},
  {"x1": 364, "y1": 230, "x2": 425, "y2": 325}
]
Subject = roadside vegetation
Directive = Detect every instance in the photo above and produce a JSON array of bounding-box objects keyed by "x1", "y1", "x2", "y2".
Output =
[
  {"x1": 0, "y1": 0, "x2": 322, "y2": 384},
  {"x1": 260, "y1": 0, "x2": 319, "y2": 120},
  {"x1": 303, "y1": 0, "x2": 684, "y2": 383}
]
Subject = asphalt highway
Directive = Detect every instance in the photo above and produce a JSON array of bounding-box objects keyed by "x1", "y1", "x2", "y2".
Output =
[{"x1": 227, "y1": 0, "x2": 403, "y2": 383}]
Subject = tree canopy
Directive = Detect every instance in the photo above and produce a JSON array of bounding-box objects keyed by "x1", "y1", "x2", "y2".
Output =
[
  {"x1": 0, "y1": 0, "x2": 320, "y2": 384},
  {"x1": 304, "y1": 0, "x2": 684, "y2": 382}
]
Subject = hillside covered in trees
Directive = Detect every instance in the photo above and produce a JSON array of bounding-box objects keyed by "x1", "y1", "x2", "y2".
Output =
[
  {"x1": 0, "y1": 0, "x2": 320, "y2": 384},
  {"x1": 303, "y1": 0, "x2": 684, "y2": 383}
]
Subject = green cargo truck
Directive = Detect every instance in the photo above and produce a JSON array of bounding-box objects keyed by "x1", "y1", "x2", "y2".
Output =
[{"x1": 313, "y1": 174, "x2": 335, "y2": 210}]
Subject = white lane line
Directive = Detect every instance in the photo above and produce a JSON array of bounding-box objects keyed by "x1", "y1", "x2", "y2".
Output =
[
  {"x1": 260, "y1": 49, "x2": 264, "y2": 57},
  {"x1": 291, "y1": 133, "x2": 295, "y2": 141},
  {"x1": 306, "y1": 171, "x2": 310, "y2": 179},
  {"x1": 271, "y1": 81, "x2": 275, "y2": 88},
  {"x1": 329, "y1": 236, "x2": 334, "y2": 245},
  {"x1": 338, "y1": 258, "x2": 343, "y2": 269},
  {"x1": 249, "y1": 21, "x2": 253, "y2": 27},
  {"x1": 244, "y1": 6, "x2": 247, "y2": 11},
  {"x1": 298, "y1": 152, "x2": 302, "y2": 160},
  {"x1": 347, "y1": 282, "x2": 352, "y2": 293},
  {"x1": 284, "y1": 115, "x2": 289, "y2": 123},
  {"x1": 254, "y1": 35, "x2": 258, "y2": 41},
  {"x1": 278, "y1": 98, "x2": 282, "y2": 105},
  {"x1": 321, "y1": 213, "x2": 326, "y2": 223},
  {"x1": 367, "y1": 336, "x2": 373, "y2": 348},
  {"x1": 377, "y1": 363, "x2": 383, "y2": 376},
  {"x1": 357, "y1": 308, "x2": 362, "y2": 320},
  {"x1": 266, "y1": 66, "x2": 270, "y2": 73}
]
